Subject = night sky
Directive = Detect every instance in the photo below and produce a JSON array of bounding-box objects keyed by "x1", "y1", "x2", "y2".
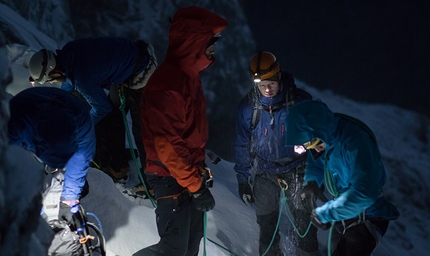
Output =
[{"x1": 241, "y1": 1, "x2": 430, "y2": 117}]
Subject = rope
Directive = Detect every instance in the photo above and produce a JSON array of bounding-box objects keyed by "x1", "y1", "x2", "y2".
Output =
[
  {"x1": 203, "y1": 212, "x2": 207, "y2": 256},
  {"x1": 87, "y1": 212, "x2": 104, "y2": 234},
  {"x1": 118, "y1": 86, "x2": 156, "y2": 207},
  {"x1": 261, "y1": 181, "x2": 313, "y2": 255},
  {"x1": 91, "y1": 160, "x2": 100, "y2": 169},
  {"x1": 261, "y1": 196, "x2": 284, "y2": 256},
  {"x1": 203, "y1": 213, "x2": 240, "y2": 256},
  {"x1": 207, "y1": 238, "x2": 239, "y2": 256},
  {"x1": 327, "y1": 222, "x2": 335, "y2": 256}
]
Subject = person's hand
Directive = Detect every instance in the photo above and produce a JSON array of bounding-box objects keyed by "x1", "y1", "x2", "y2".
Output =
[
  {"x1": 58, "y1": 199, "x2": 79, "y2": 224},
  {"x1": 310, "y1": 209, "x2": 331, "y2": 230},
  {"x1": 238, "y1": 182, "x2": 254, "y2": 207},
  {"x1": 191, "y1": 186, "x2": 215, "y2": 212},
  {"x1": 301, "y1": 181, "x2": 328, "y2": 211}
]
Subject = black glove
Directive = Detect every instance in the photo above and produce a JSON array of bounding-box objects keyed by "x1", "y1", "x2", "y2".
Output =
[
  {"x1": 301, "y1": 181, "x2": 328, "y2": 211},
  {"x1": 238, "y1": 182, "x2": 254, "y2": 207},
  {"x1": 58, "y1": 200, "x2": 79, "y2": 224},
  {"x1": 310, "y1": 209, "x2": 331, "y2": 230},
  {"x1": 191, "y1": 186, "x2": 215, "y2": 212}
]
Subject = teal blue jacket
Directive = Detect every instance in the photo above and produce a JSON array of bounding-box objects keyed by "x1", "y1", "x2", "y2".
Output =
[{"x1": 285, "y1": 100, "x2": 399, "y2": 223}]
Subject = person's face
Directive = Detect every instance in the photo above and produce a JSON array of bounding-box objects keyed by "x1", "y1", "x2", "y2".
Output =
[
  {"x1": 47, "y1": 71, "x2": 66, "y2": 84},
  {"x1": 205, "y1": 32, "x2": 221, "y2": 59},
  {"x1": 313, "y1": 142, "x2": 326, "y2": 153},
  {"x1": 256, "y1": 80, "x2": 280, "y2": 97},
  {"x1": 205, "y1": 44, "x2": 216, "y2": 59}
]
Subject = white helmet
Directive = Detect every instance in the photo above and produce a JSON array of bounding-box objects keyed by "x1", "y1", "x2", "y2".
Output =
[{"x1": 28, "y1": 49, "x2": 57, "y2": 84}]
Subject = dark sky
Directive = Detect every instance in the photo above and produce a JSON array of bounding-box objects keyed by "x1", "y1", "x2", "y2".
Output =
[{"x1": 241, "y1": 1, "x2": 430, "y2": 116}]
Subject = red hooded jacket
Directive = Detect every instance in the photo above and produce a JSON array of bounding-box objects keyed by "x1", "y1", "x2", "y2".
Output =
[{"x1": 141, "y1": 7, "x2": 228, "y2": 193}]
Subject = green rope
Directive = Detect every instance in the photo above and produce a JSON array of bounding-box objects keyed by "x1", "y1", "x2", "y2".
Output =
[
  {"x1": 261, "y1": 198, "x2": 283, "y2": 256},
  {"x1": 207, "y1": 238, "x2": 239, "y2": 256},
  {"x1": 203, "y1": 212, "x2": 240, "y2": 256},
  {"x1": 203, "y1": 212, "x2": 207, "y2": 256},
  {"x1": 327, "y1": 221, "x2": 336, "y2": 256},
  {"x1": 324, "y1": 149, "x2": 339, "y2": 198},
  {"x1": 91, "y1": 160, "x2": 100, "y2": 169},
  {"x1": 280, "y1": 195, "x2": 313, "y2": 239},
  {"x1": 261, "y1": 189, "x2": 313, "y2": 256},
  {"x1": 118, "y1": 87, "x2": 156, "y2": 207}
]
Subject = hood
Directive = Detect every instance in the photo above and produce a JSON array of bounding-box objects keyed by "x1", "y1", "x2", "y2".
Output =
[
  {"x1": 285, "y1": 100, "x2": 338, "y2": 146},
  {"x1": 166, "y1": 6, "x2": 228, "y2": 76},
  {"x1": 33, "y1": 103, "x2": 78, "y2": 168}
]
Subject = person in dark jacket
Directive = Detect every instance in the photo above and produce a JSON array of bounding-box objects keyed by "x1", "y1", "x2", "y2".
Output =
[
  {"x1": 234, "y1": 51, "x2": 320, "y2": 255},
  {"x1": 8, "y1": 86, "x2": 95, "y2": 223},
  {"x1": 133, "y1": 6, "x2": 228, "y2": 256},
  {"x1": 27, "y1": 37, "x2": 157, "y2": 192},
  {"x1": 284, "y1": 100, "x2": 400, "y2": 256}
]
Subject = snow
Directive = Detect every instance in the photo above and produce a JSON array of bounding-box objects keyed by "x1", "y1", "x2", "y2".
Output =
[{"x1": 1, "y1": 2, "x2": 430, "y2": 256}]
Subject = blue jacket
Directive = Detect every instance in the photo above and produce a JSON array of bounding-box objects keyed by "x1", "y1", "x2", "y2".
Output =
[
  {"x1": 234, "y1": 72, "x2": 311, "y2": 184},
  {"x1": 284, "y1": 100, "x2": 399, "y2": 223},
  {"x1": 8, "y1": 87, "x2": 96, "y2": 200},
  {"x1": 59, "y1": 37, "x2": 147, "y2": 124}
]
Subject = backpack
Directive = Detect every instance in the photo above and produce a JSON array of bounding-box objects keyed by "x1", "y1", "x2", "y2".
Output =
[
  {"x1": 47, "y1": 220, "x2": 83, "y2": 256},
  {"x1": 42, "y1": 171, "x2": 106, "y2": 256}
]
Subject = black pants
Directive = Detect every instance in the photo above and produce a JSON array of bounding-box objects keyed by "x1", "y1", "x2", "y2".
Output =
[
  {"x1": 134, "y1": 175, "x2": 203, "y2": 256},
  {"x1": 253, "y1": 170, "x2": 318, "y2": 256},
  {"x1": 332, "y1": 219, "x2": 389, "y2": 256}
]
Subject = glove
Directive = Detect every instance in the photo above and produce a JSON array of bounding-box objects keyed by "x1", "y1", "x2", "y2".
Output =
[
  {"x1": 238, "y1": 183, "x2": 254, "y2": 207},
  {"x1": 191, "y1": 186, "x2": 215, "y2": 212},
  {"x1": 310, "y1": 209, "x2": 331, "y2": 230},
  {"x1": 301, "y1": 181, "x2": 328, "y2": 211},
  {"x1": 58, "y1": 200, "x2": 79, "y2": 224}
]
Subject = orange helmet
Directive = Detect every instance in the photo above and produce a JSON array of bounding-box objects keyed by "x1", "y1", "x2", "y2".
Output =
[{"x1": 249, "y1": 51, "x2": 280, "y2": 82}]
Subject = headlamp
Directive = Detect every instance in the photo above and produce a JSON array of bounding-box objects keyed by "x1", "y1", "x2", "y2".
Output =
[
  {"x1": 294, "y1": 138, "x2": 322, "y2": 154},
  {"x1": 253, "y1": 72, "x2": 261, "y2": 83},
  {"x1": 294, "y1": 145, "x2": 307, "y2": 154},
  {"x1": 29, "y1": 76, "x2": 36, "y2": 86}
]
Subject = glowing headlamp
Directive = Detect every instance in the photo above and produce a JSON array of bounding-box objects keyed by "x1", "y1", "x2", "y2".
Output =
[
  {"x1": 294, "y1": 138, "x2": 322, "y2": 154},
  {"x1": 253, "y1": 73, "x2": 261, "y2": 83}
]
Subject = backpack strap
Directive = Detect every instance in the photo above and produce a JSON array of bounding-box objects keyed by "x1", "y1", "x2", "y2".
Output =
[
  {"x1": 285, "y1": 72, "x2": 297, "y2": 107},
  {"x1": 250, "y1": 104, "x2": 263, "y2": 130},
  {"x1": 250, "y1": 73, "x2": 298, "y2": 130}
]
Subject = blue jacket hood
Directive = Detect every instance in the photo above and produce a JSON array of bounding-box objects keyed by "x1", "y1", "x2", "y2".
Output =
[
  {"x1": 33, "y1": 107, "x2": 78, "y2": 168},
  {"x1": 284, "y1": 100, "x2": 399, "y2": 222},
  {"x1": 285, "y1": 100, "x2": 338, "y2": 146}
]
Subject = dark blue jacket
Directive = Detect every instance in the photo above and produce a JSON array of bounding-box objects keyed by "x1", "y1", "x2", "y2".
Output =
[
  {"x1": 8, "y1": 87, "x2": 95, "y2": 200},
  {"x1": 285, "y1": 100, "x2": 399, "y2": 223},
  {"x1": 234, "y1": 72, "x2": 311, "y2": 184},
  {"x1": 59, "y1": 37, "x2": 147, "y2": 124}
]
